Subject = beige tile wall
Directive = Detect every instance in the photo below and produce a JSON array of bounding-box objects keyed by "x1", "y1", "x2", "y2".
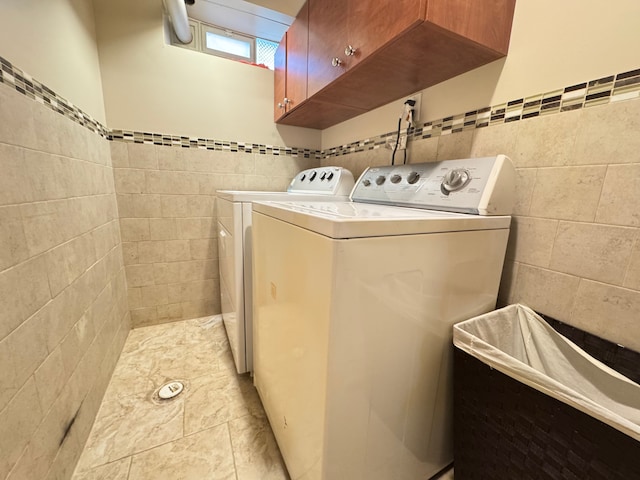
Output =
[
  {"x1": 111, "y1": 143, "x2": 318, "y2": 328},
  {"x1": 0, "y1": 84, "x2": 130, "y2": 479},
  {"x1": 321, "y1": 98, "x2": 640, "y2": 352}
]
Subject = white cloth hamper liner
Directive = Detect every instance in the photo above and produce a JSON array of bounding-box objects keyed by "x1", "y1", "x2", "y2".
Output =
[{"x1": 453, "y1": 304, "x2": 640, "y2": 441}]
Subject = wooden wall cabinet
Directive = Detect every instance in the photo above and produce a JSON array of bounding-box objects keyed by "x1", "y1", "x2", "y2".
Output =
[
  {"x1": 274, "y1": 3, "x2": 310, "y2": 121},
  {"x1": 307, "y1": 0, "x2": 428, "y2": 98},
  {"x1": 277, "y1": 0, "x2": 516, "y2": 129},
  {"x1": 273, "y1": 36, "x2": 288, "y2": 121},
  {"x1": 306, "y1": 0, "x2": 348, "y2": 99}
]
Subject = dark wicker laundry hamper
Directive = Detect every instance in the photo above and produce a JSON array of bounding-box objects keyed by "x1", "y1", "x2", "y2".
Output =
[{"x1": 453, "y1": 306, "x2": 640, "y2": 480}]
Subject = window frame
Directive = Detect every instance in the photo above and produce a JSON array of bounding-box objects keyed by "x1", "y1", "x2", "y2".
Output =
[
  {"x1": 201, "y1": 24, "x2": 255, "y2": 63},
  {"x1": 168, "y1": 17, "x2": 280, "y2": 70}
]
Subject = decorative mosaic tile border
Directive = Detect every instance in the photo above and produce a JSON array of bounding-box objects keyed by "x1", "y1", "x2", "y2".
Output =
[
  {"x1": 0, "y1": 54, "x2": 321, "y2": 159},
  {"x1": 1, "y1": 53, "x2": 638, "y2": 160},
  {"x1": 0, "y1": 55, "x2": 109, "y2": 138},
  {"x1": 109, "y1": 129, "x2": 322, "y2": 159},
  {"x1": 323, "y1": 66, "x2": 640, "y2": 158}
]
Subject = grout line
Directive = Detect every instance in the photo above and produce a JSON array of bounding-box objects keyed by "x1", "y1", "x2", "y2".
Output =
[
  {"x1": 0, "y1": 139, "x2": 112, "y2": 166},
  {"x1": 508, "y1": 260, "x2": 521, "y2": 304},
  {"x1": 125, "y1": 456, "x2": 133, "y2": 480},
  {"x1": 74, "y1": 316, "x2": 277, "y2": 479},
  {"x1": 0, "y1": 233, "x2": 125, "y2": 344},
  {"x1": 522, "y1": 167, "x2": 538, "y2": 217},
  {"x1": 620, "y1": 231, "x2": 640, "y2": 288},
  {"x1": 525, "y1": 168, "x2": 538, "y2": 216},
  {"x1": 1, "y1": 192, "x2": 119, "y2": 210},
  {"x1": 16, "y1": 292, "x2": 130, "y2": 480},
  {"x1": 593, "y1": 163, "x2": 610, "y2": 224},
  {"x1": 567, "y1": 277, "x2": 583, "y2": 323},
  {"x1": 512, "y1": 260, "x2": 640, "y2": 294},
  {"x1": 226, "y1": 421, "x2": 240, "y2": 480},
  {"x1": 546, "y1": 218, "x2": 562, "y2": 270}
]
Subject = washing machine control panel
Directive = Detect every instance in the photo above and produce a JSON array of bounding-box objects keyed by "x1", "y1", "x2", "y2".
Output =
[
  {"x1": 288, "y1": 167, "x2": 355, "y2": 196},
  {"x1": 351, "y1": 155, "x2": 515, "y2": 215}
]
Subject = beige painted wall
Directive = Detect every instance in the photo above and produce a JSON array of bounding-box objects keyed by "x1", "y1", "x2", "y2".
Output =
[
  {"x1": 321, "y1": 0, "x2": 640, "y2": 148},
  {"x1": 93, "y1": 0, "x2": 321, "y2": 149},
  {"x1": 0, "y1": 0, "x2": 107, "y2": 124}
]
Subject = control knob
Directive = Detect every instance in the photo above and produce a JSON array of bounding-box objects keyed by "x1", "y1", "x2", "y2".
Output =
[
  {"x1": 376, "y1": 175, "x2": 386, "y2": 185},
  {"x1": 441, "y1": 168, "x2": 471, "y2": 194},
  {"x1": 390, "y1": 174, "x2": 402, "y2": 184},
  {"x1": 309, "y1": 171, "x2": 317, "y2": 181},
  {"x1": 362, "y1": 179, "x2": 371, "y2": 187},
  {"x1": 327, "y1": 172, "x2": 334, "y2": 181},
  {"x1": 407, "y1": 171, "x2": 420, "y2": 184}
]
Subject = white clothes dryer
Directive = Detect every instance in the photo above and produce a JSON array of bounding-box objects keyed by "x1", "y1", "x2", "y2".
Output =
[
  {"x1": 251, "y1": 156, "x2": 515, "y2": 480},
  {"x1": 216, "y1": 166, "x2": 354, "y2": 374}
]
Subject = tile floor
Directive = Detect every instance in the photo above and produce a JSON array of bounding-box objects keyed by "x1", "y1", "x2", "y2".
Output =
[
  {"x1": 72, "y1": 316, "x2": 289, "y2": 480},
  {"x1": 72, "y1": 315, "x2": 456, "y2": 480}
]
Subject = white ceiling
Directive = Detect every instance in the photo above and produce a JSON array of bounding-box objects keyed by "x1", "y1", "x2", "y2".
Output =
[
  {"x1": 186, "y1": 0, "x2": 305, "y2": 42},
  {"x1": 242, "y1": 0, "x2": 305, "y2": 17}
]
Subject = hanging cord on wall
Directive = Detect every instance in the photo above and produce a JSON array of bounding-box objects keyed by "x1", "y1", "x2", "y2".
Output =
[
  {"x1": 403, "y1": 99, "x2": 416, "y2": 165},
  {"x1": 391, "y1": 117, "x2": 402, "y2": 166},
  {"x1": 391, "y1": 99, "x2": 416, "y2": 166},
  {"x1": 403, "y1": 109, "x2": 413, "y2": 165}
]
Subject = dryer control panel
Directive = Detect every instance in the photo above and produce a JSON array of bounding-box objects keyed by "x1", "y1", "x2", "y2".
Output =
[
  {"x1": 287, "y1": 167, "x2": 355, "y2": 196},
  {"x1": 351, "y1": 155, "x2": 515, "y2": 215}
]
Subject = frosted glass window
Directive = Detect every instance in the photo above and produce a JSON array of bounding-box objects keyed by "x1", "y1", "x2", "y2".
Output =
[
  {"x1": 201, "y1": 25, "x2": 255, "y2": 62},
  {"x1": 205, "y1": 31, "x2": 251, "y2": 59}
]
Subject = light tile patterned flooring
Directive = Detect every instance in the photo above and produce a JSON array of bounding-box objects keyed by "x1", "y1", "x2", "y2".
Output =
[{"x1": 72, "y1": 316, "x2": 289, "y2": 480}]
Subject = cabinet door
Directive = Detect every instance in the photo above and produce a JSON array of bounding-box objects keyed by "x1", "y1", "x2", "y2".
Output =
[
  {"x1": 347, "y1": 0, "x2": 426, "y2": 67},
  {"x1": 307, "y1": 0, "x2": 348, "y2": 98},
  {"x1": 274, "y1": 34, "x2": 287, "y2": 121},
  {"x1": 286, "y1": 2, "x2": 309, "y2": 112}
]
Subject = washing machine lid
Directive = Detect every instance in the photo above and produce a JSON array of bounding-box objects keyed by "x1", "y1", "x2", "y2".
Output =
[{"x1": 252, "y1": 200, "x2": 511, "y2": 239}]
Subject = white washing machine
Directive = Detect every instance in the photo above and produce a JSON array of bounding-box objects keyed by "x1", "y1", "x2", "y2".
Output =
[
  {"x1": 251, "y1": 156, "x2": 515, "y2": 480},
  {"x1": 216, "y1": 167, "x2": 354, "y2": 374}
]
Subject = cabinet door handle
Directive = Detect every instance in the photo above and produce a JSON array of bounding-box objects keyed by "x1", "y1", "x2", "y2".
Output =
[
  {"x1": 278, "y1": 98, "x2": 291, "y2": 109},
  {"x1": 344, "y1": 45, "x2": 357, "y2": 56},
  {"x1": 331, "y1": 57, "x2": 343, "y2": 67}
]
